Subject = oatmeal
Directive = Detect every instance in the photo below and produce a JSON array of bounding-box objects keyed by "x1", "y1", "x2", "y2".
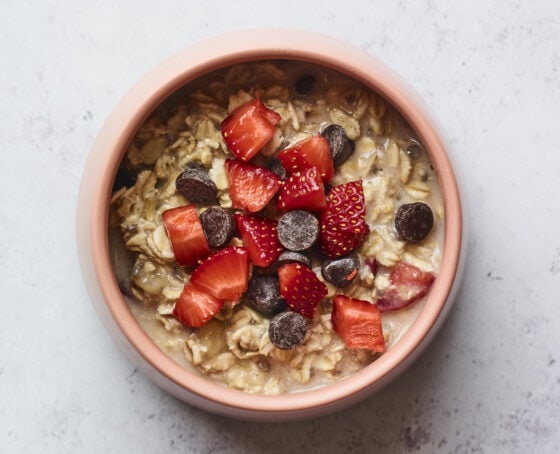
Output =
[{"x1": 109, "y1": 61, "x2": 444, "y2": 394}]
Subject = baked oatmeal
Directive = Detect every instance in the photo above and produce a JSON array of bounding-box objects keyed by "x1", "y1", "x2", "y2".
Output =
[{"x1": 109, "y1": 60, "x2": 444, "y2": 394}]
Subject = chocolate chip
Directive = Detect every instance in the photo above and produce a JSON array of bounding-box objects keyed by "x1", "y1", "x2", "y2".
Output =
[
  {"x1": 112, "y1": 166, "x2": 136, "y2": 191},
  {"x1": 200, "y1": 206, "x2": 235, "y2": 248},
  {"x1": 277, "y1": 210, "x2": 319, "y2": 251},
  {"x1": 268, "y1": 311, "x2": 308, "y2": 350},
  {"x1": 175, "y1": 162, "x2": 217, "y2": 204},
  {"x1": 321, "y1": 124, "x2": 355, "y2": 165},
  {"x1": 395, "y1": 202, "x2": 434, "y2": 243},
  {"x1": 269, "y1": 158, "x2": 287, "y2": 180},
  {"x1": 272, "y1": 251, "x2": 312, "y2": 271},
  {"x1": 246, "y1": 275, "x2": 287, "y2": 317},
  {"x1": 321, "y1": 253, "x2": 360, "y2": 288},
  {"x1": 294, "y1": 75, "x2": 316, "y2": 96},
  {"x1": 406, "y1": 143, "x2": 423, "y2": 160}
]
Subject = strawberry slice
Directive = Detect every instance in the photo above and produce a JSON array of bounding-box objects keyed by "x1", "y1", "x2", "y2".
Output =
[
  {"x1": 221, "y1": 97, "x2": 281, "y2": 161},
  {"x1": 278, "y1": 135, "x2": 334, "y2": 182},
  {"x1": 162, "y1": 205, "x2": 210, "y2": 267},
  {"x1": 377, "y1": 262, "x2": 435, "y2": 312},
  {"x1": 331, "y1": 294, "x2": 386, "y2": 352},
  {"x1": 277, "y1": 262, "x2": 327, "y2": 318},
  {"x1": 277, "y1": 166, "x2": 327, "y2": 212},
  {"x1": 225, "y1": 159, "x2": 281, "y2": 212},
  {"x1": 190, "y1": 246, "x2": 250, "y2": 302},
  {"x1": 319, "y1": 180, "x2": 369, "y2": 258},
  {"x1": 235, "y1": 214, "x2": 284, "y2": 267},
  {"x1": 173, "y1": 283, "x2": 224, "y2": 328}
]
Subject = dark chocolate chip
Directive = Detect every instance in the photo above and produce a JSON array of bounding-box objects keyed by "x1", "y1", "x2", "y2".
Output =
[
  {"x1": 406, "y1": 143, "x2": 423, "y2": 160},
  {"x1": 200, "y1": 206, "x2": 235, "y2": 248},
  {"x1": 246, "y1": 275, "x2": 287, "y2": 317},
  {"x1": 112, "y1": 166, "x2": 136, "y2": 191},
  {"x1": 294, "y1": 75, "x2": 316, "y2": 96},
  {"x1": 321, "y1": 253, "x2": 360, "y2": 288},
  {"x1": 175, "y1": 162, "x2": 218, "y2": 204},
  {"x1": 269, "y1": 158, "x2": 287, "y2": 180},
  {"x1": 272, "y1": 251, "x2": 312, "y2": 271},
  {"x1": 268, "y1": 311, "x2": 308, "y2": 350},
  {"x1": 321, "y1": 124, "x2": 355, "y2": 165},
  {"x1": 277, "y1": 210, "x2": 319, "y2": 251},
  {"x1": 395, "y1": 202, "x2": 434, "y2": 243}
]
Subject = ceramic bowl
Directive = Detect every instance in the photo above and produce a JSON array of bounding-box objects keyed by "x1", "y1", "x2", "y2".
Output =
[{"x1": 77, "y1": 29, "x2": 465, "y2": 421}]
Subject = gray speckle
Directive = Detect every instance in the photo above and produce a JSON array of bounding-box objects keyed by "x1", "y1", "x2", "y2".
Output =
[
  {"x1": 402, "y1": 426, "x2": 431, "y2": 451},
  {"x1": 486, "y1": 271, "x2": 504, "y2": 281},
  {"x1": 550, "y1": 248, "x2": 560, "y2": 274}
]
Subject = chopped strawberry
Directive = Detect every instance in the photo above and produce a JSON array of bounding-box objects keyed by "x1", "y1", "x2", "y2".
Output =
[
  {"x1": 277, "y1": 262, "x2": 327, "y2": 318},
  {"x1": 377, "y1": 262, "x2": 435, "y2": 312},
  {"x1": 173, "y1": 283, "x2": 224, "y2": 328},
  {"x1": 331, "y1": 294, "x2": 386, "y2": 352},
  {"x1": 162, "y1": 205, "x2": 210, "y2": 267},
  {"x1": 221, "y1": 97, "x2": 281, "y2": 161},
  {"x1": 319, "y1": 180, "x2": 369, "y2": 258},
  {"x1": 190, "y1": 246, "x2": 250, "y2": 303},
  {"x1": 278, "y1": 135, "x2": 334, "y2": 182},
  {"x1": 277, "y1": 166, "x2": 327, "y2": 212},
  {"x1": 235, "y1": 214, "x2": 284, "y2": 267},
  {"x1": 225, "y1": 159, "x2": 281, "y2": 212}
]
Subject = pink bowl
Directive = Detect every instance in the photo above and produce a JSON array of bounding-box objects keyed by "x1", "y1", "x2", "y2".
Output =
[{"x1": 77, "y1": 29, "x2": 465, "y2": 421}]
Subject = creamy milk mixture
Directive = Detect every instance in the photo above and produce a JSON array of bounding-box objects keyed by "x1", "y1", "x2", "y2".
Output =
[{"x1": 110, "y1": 60, "x2": 444, "y2": 394}]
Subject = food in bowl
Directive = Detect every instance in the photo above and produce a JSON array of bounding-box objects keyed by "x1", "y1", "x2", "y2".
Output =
[{"x1": 109, "y1": 60, "x2": 444, "y2": 394}]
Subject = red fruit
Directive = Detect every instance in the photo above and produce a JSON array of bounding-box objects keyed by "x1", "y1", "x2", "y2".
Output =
[
  {"x1": 377, "y1": 262, "x2": 435, "y2": 312},
  {"x1": 162, "y1": 205, "x2": 210, "y2": 267},
  {"x1": 278, "y1": 263, "x2": 327, "y2": 318},
  {"x1": 190, "y1": 246, "x2": 250, "y2": 302},
  {"x1": 173, "y1": 283, "x2": 224, "y2": 328},
  {"x1": 221, "y1": 97, "x2": 281, "y2": 161},
  {"x1": 278, "y1": 135, "x2": 334, "y2": 182},
  {"x1": 331, "y1": 294, "x2": 386, "y2": 352},
  {"x1": 277, "y1": 166, "x2": 327, "y2": 212},
  {"x1": 235, "y1": 214, "x2": 284, "y2": 267},
  {"x1": 225, "y1": 159, "x2": 281, "y2": 212},
  {"x1": 319, "y1": 180, "x2": 369, "y2": 258}
]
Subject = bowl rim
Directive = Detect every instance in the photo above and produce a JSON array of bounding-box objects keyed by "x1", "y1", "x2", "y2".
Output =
[{"x1": 82, "y1": 29, "x2": 463, "y2": 414}]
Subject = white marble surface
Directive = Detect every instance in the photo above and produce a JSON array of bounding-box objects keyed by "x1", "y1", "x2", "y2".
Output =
[{"x1": 1, "y1": 1, "x2": 559, "y2": 452}]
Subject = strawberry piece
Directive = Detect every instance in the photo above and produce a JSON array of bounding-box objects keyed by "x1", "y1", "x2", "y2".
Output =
[
  {"x1": 278, "y1": 263, "x2": 327, "y2": 318},
  {"x1": 331, "y1": 294, "x2": 386, "y2": 352},
  {"x1": 377, "y1": 262, "x2": 435, "y2": 312},
  {"x1": 277, "y1": 166, "x2": 327, "y2": 212},
  {"x1": 190, "y1": 246, "x2": 250, "y2": 302},
  {"x1": 319, "y1": 180, "x2": 369, "y2": 258},
  {"x1": 162, "y1": 205, "x2": 210, "y2": 267},
  {"x1": 235, "y1": 214, "x2": 284, "y2": 267},
  {"x1": 225, "y1": 159, "x2": 281, "y2": 212},
  {"x1": 278, "y1": 135, "x2": 334, "y2": 182},
  {"x1": 173, "y1": 283, "x2": 224, "y2": 328},
  {"x1": 221, "y1": 97, "x2": 281, "y2": 161}
]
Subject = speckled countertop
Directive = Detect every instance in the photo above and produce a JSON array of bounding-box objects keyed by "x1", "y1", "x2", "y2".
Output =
[{"x1": 1, "y1": 1, "x2": 559, "y2": 453}]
